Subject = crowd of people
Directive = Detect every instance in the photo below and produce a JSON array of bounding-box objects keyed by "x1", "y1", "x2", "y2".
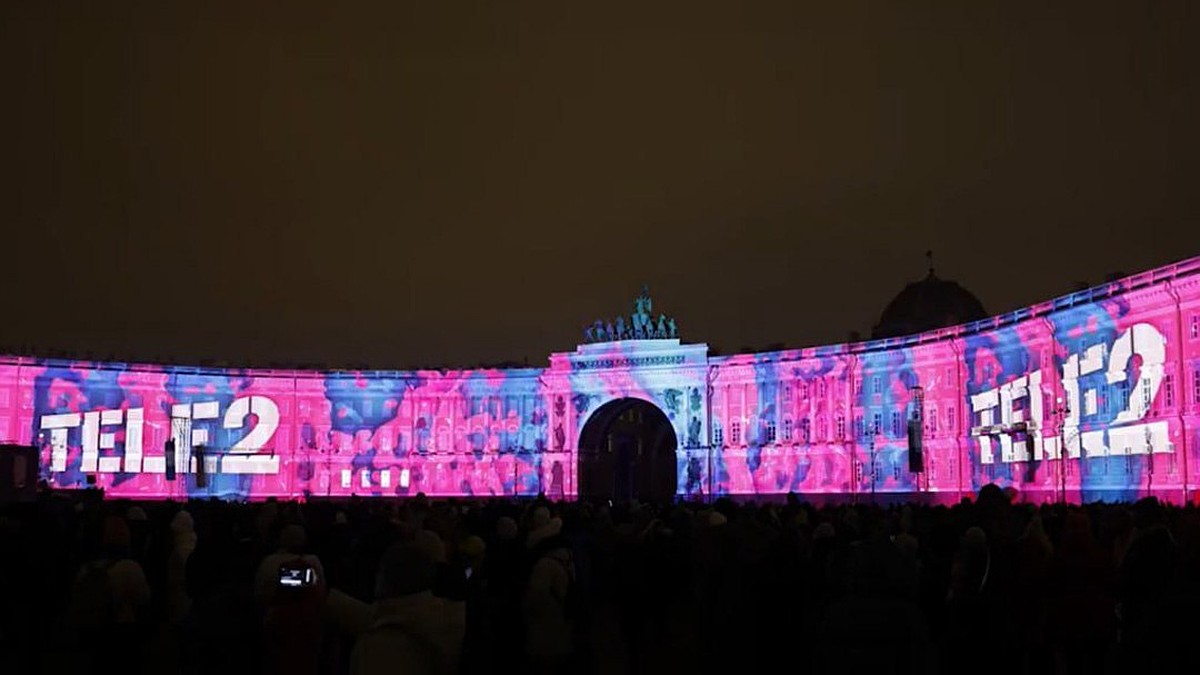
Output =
[{"x1": 0, "y1": 485, "x2": 1196, "y2": 675}]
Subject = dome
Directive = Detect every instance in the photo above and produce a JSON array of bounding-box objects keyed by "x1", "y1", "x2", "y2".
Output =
[{"x1": 871, "y1": 269, "x2": 987, "y2": 339}]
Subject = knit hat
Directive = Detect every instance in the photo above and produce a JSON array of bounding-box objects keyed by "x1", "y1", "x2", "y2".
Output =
[
  {"x1": 101, "y1": 515, "x2": 131, "y2": 550},
  {"x1": 459, "y1": 535, "x2": 486, "y2": 560},
  {"x1": 414, "y1": 529, "x2": 447, "y2": 564},
  {"x1": 496, "y1": 516, "x2": 518, "y2": 541},
  {"x1": 375, "y1": 542, "x2": 436, "y2": 599},
  {"x1": 527, "y1": 517, "x2": 563, "y2": 548}
]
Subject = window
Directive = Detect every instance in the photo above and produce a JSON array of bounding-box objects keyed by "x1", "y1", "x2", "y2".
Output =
[
  {"x1": 799, "y1": 382, "x2": 808, "y2": 398},
  {"x1": 1115, "y1": 381, "x2": 1129, "y2": 413},
  {"x1": 713, "y1": 421, "x2": 724, "y2": 447},
  {"x1": 783, "y1": 384, "x2": 793, "y2": 403},
  {"x1": 1141, "y1": 377, "x2": 1153, "y2": 409},
  {"x1": 782, "y1": 418, "x2": 793, "y2": 441},
  {"x1": 817, "y1": 418, "x2": 826, "y2": 441},
  {"x1": 730, "y1": 420, "x2": 742, "y2": 445},
  {"x1": 1164, "y1": 374, "x2": 1174, "y2": 408},
  {"x1": 836, "y1": 415, "x2": 845, "y2": 439},
  {"x1": 872, "y1": 376, "x2": 881, "y2": 394},
  {"x1": 800, "y1": 418, "x2": 811, "y2": 443},
  {"x1": 854, "y1": 415, "x2": 863, "y2": 438},
  {"x1": 891, "y1": 411, "x2": 902, "y2": 437},
  {"x1": 818, "y1": 379, "x2": 826, "y2": 398},
  {"x1": 765, "y1": 419, "x2": 777, "y2": 444},
  {"x1": 946, "y1": 407, "x2": 955, "y2": 430},
  {"x1": 928, "y1": 407, "x2": 938, "y2": 433},
  {"x1": 1194, "y1": 370, "x2": 1200, "y2": 404},
  {"x1": 1192, "y1": 315, "x2": 1199, "y2": 339},
  {"x1": 871, "y1": 412, "x2": 882, "y2": 435}
]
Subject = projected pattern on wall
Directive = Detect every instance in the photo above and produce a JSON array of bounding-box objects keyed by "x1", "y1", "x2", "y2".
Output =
[{"x1": 3, "y1": 257, "x2": 1200, "y2": 503}]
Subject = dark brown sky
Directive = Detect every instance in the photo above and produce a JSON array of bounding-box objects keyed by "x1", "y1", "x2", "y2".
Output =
[{"x1": 2, "y1": 1, "x2": 1197, "y2": 368}]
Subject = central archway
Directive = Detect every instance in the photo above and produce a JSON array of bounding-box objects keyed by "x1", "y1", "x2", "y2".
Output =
[{"x1": 577, "y1": 398, "x2": 678, "y2": 504}]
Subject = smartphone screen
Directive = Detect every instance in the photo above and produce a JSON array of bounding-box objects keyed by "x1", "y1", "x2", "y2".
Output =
[{"x1": 279, "y1": 565, "x2": 315, "y2": 588}]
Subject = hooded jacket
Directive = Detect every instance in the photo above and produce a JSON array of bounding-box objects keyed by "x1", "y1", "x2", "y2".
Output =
[{"x1": 328, "y1": 589, "x2": 465, "y2": 675}]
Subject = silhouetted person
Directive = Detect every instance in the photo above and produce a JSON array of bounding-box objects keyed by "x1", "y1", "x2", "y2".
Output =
[
  {"x1": 66, "y1": 514, "x2": 152, "y2": 674},
  {"x1": 256, "y1": 524, "x2": 325, "y2": 675},
  {"x1": 328, "y1": 535, "x2": 466, "y2": 675},
  {"x1": 523, "y1": 515, "x2": 575, "y2": 675},
  {"x1": 1118, "y1": 498, "x2": 1179, "y2": 672}
]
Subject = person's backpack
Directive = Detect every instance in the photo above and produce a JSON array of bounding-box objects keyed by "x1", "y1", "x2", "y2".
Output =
[
  {"x1": 552, "y1": 552, "x2": 582, "y2": 624},
  {"x1": 67, "y1": 559, "x2": 117, "y2": 630},
  {"x1": 367, "y1": 622, "x2": 451, "y2": 675}
]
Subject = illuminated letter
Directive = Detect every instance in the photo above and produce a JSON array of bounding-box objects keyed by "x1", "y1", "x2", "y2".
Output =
[
  {"x1": 123, "y1": 408, "x2": 144, "y2": 473},
  {"x1": 41, "y1": 413, "x2": 81, "y2": 472},
  {"x1": 80, "y1": 410, "x2": 128, "y2": 473},
  {"x1": 1108, "y1": 324, "x2": 1165, "y2": 424},
  {"x1": 1058, "y1": 355, "x2": 1082, "y2": 460},
  {"x1": 1106, "y1": 323, "x2": 1170, "y2": 456},
  {"x1": 81, "y1": 411, "x2": 100, "y2": 473},
  {"x1": 223, "y1": 396, "x2": 281, "y2": 474},
  {"x1": 970, "y1": 388, "x2": 999, "y2": 464}
]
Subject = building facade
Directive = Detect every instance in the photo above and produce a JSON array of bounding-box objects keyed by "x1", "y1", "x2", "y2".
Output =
[{"x1": 4, "y1": 256, "x2": 1200, "y2": 503}]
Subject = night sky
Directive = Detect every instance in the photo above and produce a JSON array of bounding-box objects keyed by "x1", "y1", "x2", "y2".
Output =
[{"x1": 2, "y1": 1, "x2": 1197, "y2": 369}]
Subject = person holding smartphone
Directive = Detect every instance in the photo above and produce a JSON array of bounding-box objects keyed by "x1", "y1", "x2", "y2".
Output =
[{"x1": 254, "y1": 524, "x2": 326, "y2": 675}]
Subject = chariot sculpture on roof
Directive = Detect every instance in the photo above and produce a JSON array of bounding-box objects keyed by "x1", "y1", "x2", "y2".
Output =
[{"x1": 583, "y1": 284, "x2": 678, "y2": 343}]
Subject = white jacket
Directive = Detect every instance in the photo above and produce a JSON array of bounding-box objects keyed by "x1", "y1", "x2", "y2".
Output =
[
  {"x1": 523, "y1": 547, "x2": 574, "y2": 660},
  {"x1": 327, "y1": 589, "x2": 465, "y2": 675}
]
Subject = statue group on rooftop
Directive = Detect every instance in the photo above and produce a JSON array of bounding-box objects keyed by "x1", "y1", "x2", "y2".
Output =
[{"x1": 584, "y1": 285, "x2": 678, "y2": 343}]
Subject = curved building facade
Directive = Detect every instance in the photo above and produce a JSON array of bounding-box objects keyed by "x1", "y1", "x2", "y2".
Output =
[{"x1": 4, "y1": 256, "x2": 1200, "y2": 504}]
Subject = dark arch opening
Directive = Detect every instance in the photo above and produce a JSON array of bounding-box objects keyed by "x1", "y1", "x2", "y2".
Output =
[{"x1": 577, "y1": 398, "x2": 677, "y2": 504}]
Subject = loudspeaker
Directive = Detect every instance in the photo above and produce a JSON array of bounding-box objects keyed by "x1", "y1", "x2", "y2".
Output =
[
  {"x1": 907, "y1": 421, "x2": 924, "y2": 473},
  {"x1": 165, "y1": 439, "x2": 177, "y2": 481},
  {"x1": 194, "y1": 445, "x2": 208, "y2": 489},
  {"x1": 1024, "y1": 436, "x2": 1038, "y2": 482},
  {"x1": 0, "y1": 444, "x2": 38, "y2": 503}
]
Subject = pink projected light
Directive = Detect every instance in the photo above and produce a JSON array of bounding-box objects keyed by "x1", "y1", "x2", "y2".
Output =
[{"x1": 4, "y1": 256, "x2": 1199, "y2": 504}]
